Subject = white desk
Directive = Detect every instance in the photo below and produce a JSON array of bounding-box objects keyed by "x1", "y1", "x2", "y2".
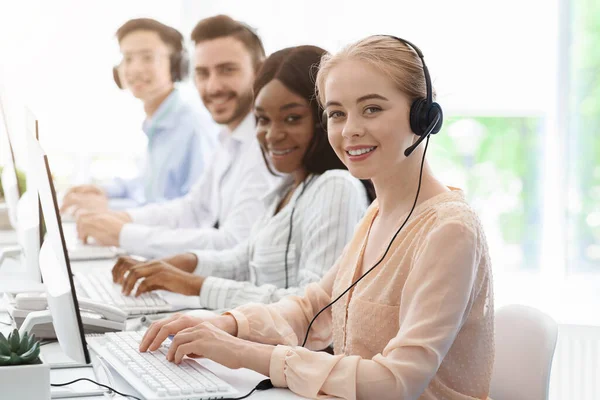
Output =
[{"x1": 0, "y1": 238, "x2": 308, "y2": 399}]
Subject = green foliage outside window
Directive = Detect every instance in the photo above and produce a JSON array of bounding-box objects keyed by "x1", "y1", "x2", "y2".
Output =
[
  {"x1": 568, "y1": 0, "x2": 600, "y2": 272},
  {"x1": 430, "y1": 116, "x2": 542, "y2": 270}
]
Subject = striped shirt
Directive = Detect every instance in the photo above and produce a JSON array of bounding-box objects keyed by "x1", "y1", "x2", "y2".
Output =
[{"x1": 191, "y1": 170, "x2": 370, "y2": 310}]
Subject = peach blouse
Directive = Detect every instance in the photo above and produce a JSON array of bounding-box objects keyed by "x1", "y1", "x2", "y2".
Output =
[{"x1": 229, "y1": 188, "x2": 494, "y2": 400}]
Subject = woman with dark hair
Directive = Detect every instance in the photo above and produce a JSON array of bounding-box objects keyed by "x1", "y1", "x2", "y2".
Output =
[{"x1": 112, "y1": 45, "x2": 371, "y2": 311}]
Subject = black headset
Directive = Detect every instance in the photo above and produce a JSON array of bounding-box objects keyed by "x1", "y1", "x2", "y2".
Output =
[
  {"x1": 399, "y1": 36, "x2": 444, "y2": 156},
  {"x1": 112, "y1": 29, "x2": 190, "y2": 89},
  {"x1": 224, "y1": 36, "x2": 443, "y2": 400}
]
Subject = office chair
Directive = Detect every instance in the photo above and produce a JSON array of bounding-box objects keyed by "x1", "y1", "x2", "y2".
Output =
[{"x1": 490, "y1": 304, "x2": 558, "y2": 400}]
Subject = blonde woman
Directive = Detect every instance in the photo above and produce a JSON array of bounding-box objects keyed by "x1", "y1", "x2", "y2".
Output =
[{"x1": 139, "y1": 36, "x2": 494, "y2": 400}]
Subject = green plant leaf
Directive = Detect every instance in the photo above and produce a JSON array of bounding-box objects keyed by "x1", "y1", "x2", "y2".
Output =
[
  {"x1": 9, "y1": 353, "x2": 22, "y2": 365},
  {"x1": 18, "y1": 332, "x2": 30, "y2": 355},
  {"x1": 19, "y1": 343, "x2": 40, "y2": 363},
  {"x1": 9, "y1": 329, "x2": 20, "y2": 353},
  {"x1": 28, "y1": 333, "x2": 38, "y2": 349},
  {"x1": 0, "y1": 332, "x2": 10, "y2": 355},
  {"x1": 0, "y1": 354, "x2": 12, "y2": 366}
]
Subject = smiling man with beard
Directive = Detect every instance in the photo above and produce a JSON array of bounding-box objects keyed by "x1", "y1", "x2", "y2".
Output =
[
  {"x1": 62, "y1": 18, "x2": 218, "y2": 210},
  {"x1": 75, "y1": 15, "x2": 280, "y2": 258}
]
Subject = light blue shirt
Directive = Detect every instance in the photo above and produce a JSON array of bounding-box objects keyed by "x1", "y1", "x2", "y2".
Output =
[{"x1": 103, "y1": 88, "x2": 218, "y2": 207}]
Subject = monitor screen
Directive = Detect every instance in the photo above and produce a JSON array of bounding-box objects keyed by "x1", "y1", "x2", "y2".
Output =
[{"x1": 28, "y1": 134, "x2": 90, "y2": 365}]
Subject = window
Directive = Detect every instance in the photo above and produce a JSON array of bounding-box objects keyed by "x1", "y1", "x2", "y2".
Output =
[
  {"x1": 567, "y1": 0, "x2": 600, "y2": 274},
  {"x1": 429, "y1": 116, "x2": 544, "y2": 273}
]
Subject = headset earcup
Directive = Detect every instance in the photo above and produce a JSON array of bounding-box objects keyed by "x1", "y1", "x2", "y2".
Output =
[
  {"x1": 429, "y1": 102, "x2": 443, "y2": 134},
  {"x1": 170, "y1": 50, "x2": 189, "y2": 82},
  {"x1": 410, "y1": 99, "x2": 444, "y2": 136},
  {"x1": 320, "y1": 110, "x2": 328, "y2": 133},
  {"x1": 409, "y1": 98, "x2": 428, "y2": 136},
  {"x1": 113, "y1": 65, "x2": 123, "y2": 89}
]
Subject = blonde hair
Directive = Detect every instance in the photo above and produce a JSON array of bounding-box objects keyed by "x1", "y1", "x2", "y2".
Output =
[{"x1": 315, "y1": 35, "x2": 435, "y2": 106}]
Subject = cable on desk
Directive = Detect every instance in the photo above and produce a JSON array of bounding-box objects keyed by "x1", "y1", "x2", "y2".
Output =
[
  {"x1": 51, "y1": 378, "x2": 142, "y2": 400},
  {"x1": 222, "y1": 379, "x2": 274, "y2": 400}
]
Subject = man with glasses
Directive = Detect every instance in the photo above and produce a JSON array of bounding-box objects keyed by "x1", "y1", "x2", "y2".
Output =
[{"x1": 61, "y1": 18, "x2": 217, "y2": 212}]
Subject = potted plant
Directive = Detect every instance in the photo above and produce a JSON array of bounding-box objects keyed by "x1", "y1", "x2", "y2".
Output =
[{"x1": 0, "y1": 328, "x2": 50, "y2": 399}]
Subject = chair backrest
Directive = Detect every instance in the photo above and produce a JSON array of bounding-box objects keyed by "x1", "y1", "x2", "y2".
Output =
[{"x1": 490, "y1": 305, "x2": 558, "y2": 400}]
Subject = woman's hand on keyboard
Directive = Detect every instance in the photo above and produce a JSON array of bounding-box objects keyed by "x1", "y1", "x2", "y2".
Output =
[
  {"x1": 116, "y1": 260, "x2": 204, "y2": 297},
  {"x1": 168, "y1": 321, "x2": 241, "y2": 367},
  {"x1": 112, "y1": 256, "x2": 144, "y2": 283},
  {"x1": 113, "y1": 253, "x2": 198, "y2": 284},
  {"x1": 165, "y1": 320, "x2": 272, "y2": 376},
  {"x1": 139, "y1": 313, "x2": 238, "y2": 352}
]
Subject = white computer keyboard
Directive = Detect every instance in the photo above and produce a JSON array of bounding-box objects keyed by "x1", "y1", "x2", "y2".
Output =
[
  {"x1": 76, "y1": 272, "x2": 171, "y2": 315},
  {"x1": 88, "y1": 331, "x2": 238, "y2": 400}
]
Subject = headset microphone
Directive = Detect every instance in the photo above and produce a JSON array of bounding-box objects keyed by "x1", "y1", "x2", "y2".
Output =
[{"x1": 404, "y1": 113, "x2": 441, "y2": 157}]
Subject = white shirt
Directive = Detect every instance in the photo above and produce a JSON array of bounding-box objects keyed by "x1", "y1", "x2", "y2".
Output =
[
  {"x1": 190, "y1": 170, "x2": 370, "y2": 310},
  {"x1": 119, "y1": 113, "x2": 280, "y2": 258}
]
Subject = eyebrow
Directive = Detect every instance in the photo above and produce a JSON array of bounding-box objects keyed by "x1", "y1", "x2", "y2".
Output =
[
  {"x1": 280, "y1": 102, "x2": 307, "y2": 111},
  {"x1": 122, "y1": 49, "x2": 154, "y2": 55},
  {"x1": 254, "y1": 102, "x2": 307, "y2": 112},
  {"x1": 357, "y1": 93, "x2": 389, "y2": 103},
  {"x1": 195, "y1": 62, "x2": 238, "y2": 71},
  {"x1": 324, "y1": 93, "x2": 389, "y2": 108}
]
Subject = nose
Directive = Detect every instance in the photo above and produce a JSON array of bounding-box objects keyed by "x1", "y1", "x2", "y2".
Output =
[
  {"x1": 341, "y1": 113, "x2": 365, "y2": 139},
  {"x1": 123, "y1": 58, "x2": 144, "y2": 77},
  {"x1": 265, "y1": 123, "x2": 286, "y2": 144},
  {"x1": 205, "y1": 73, "x2": 225, "y2": 95}
]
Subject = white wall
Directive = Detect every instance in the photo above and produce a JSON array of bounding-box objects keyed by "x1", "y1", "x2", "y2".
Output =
[{"x1": 182, "y1": 0, "x2": 559, "y2": 116}]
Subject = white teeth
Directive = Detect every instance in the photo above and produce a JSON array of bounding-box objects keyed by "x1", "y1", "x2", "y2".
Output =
[
  {"x1": 347, "y1": 147, "x2": 376, "y2": 156},
  {"x1": 212, "y1": 97, "x2": 231, "y2": 105},
  {"x1": 271, "y1": 148, "x2": 295, "y2": 156}
]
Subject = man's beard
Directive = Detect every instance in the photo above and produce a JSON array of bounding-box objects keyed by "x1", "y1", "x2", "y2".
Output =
[{"x1": 208, "y1": 88, "x2": 254, "y2": 126}]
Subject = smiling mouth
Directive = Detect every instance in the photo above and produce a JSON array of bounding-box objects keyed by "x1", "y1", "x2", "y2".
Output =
[
  {"x1": 346, "y1": 146, "x2": 376, "y2": 156},
  {"x1": 270, "y1": 148, "x2": 297, "y2": 156},
  {"x1": 129, "y1": 80, "x2": 148, "y2": 87},
  {"x1": 209, "y1": 94, "x2": 235, "y2": 106}
]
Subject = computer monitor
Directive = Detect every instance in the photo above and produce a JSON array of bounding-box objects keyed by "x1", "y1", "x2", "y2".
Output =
[
  {"x1": 0, "y1": 93, "x2": 22, "y2": 226},
  {"x1": 0, "y1": 104, "x2": 42, "y2": 284},
  {"x1": 27, "y1": 133, "x2": 90, "y2": 365}
]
